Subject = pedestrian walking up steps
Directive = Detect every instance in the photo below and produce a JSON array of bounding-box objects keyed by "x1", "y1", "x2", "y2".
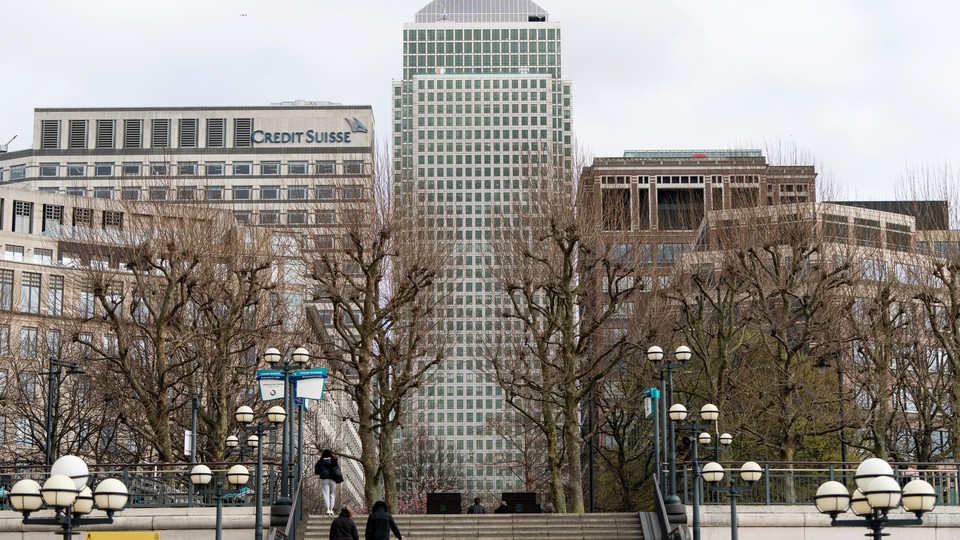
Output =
[{"x1": 305, "y1": 512, "x2": 647, "y2": 540}]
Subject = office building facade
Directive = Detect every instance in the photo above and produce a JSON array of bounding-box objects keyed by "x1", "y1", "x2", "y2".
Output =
[
  {"x1": 582, "y1": 150, "x2": 817, "y2": 284},
  {"x1": 0, "y1": 104, "x2": 374, "y2": 234},
  {"x1": 393, "y1": 0, "x2": 573, "y2": 491}
]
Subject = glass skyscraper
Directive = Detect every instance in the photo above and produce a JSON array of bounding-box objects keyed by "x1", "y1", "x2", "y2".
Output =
[{"x1": 393, "y1": 0, "x2": 572, "y2": 491}]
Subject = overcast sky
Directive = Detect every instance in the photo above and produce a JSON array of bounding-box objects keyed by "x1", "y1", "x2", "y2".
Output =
[{"x1": 3, "y1": 0, "x2": 958, "y2": 199}]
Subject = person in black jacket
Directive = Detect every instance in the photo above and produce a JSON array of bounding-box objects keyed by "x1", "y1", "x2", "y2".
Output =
[
  {"x1": 315, "y1": 449, "x2": 340, "y2": 515},
  {"x1": 493, "y1": 500, "x2": 510, "y2": 514},
  {"x1": 466, "y1": 497, "x2": 487, "y2": 514},
  {"x1": 330, "y1": 507, "x2": 360, "y2": 540},
  {"x1": 364, "y1": 500, "x2": 402, "y2": 540}
]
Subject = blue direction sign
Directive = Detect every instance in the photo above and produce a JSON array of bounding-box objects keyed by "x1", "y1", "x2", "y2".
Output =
[
  {"x1": 256, "y1": 368, "x2": 328, "y2": 402},
  {"x1": 292, "y1": 368, "x2": 328, "y2": 401},
  {"x1": 256, "y1": 369, "x2": 285, "y2": 401}
]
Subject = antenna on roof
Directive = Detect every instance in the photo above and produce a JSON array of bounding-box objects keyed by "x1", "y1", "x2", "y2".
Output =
[
  {"x1": 0, "y1": 135, "x2": 17, "y2": 153},
  {"x1": 440, "y1": 0, "x2": 447, "y2": 20}
]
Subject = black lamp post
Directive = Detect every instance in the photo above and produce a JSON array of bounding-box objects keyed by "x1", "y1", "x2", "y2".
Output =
[
  {"x1": 9, "y1": 455, "x2": 129, "y2": 540},
  {"x1": 703, "y1": 461, "x2": 762, "y2": 540},
  {"x1": 190, "y1": 464, "x2": 251, "y2": 540},
  {"x1": 225, "y1": 434, "x2": 246, "y2": 463},
  {"x1": 646, "y1": 345, "x2": 691, "y2": 505},
  {"x1": 815, "y1": 457, "x2": 937, "y2": 540},
  {"x1": 236, "y1": 404, "x2": 285, "y2": 540},
  {"x1": 263, "y1": 346, "x2": 309, "y2": 506},
  {"x1": 44, "y1": 355, "x2": 83, "y2": 466},
  {"x1": 670, "y1": 402, "x2": 719, "y2": 540}
]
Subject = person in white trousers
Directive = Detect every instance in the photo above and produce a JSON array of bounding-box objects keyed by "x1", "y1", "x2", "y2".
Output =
[{"x1": 314, "y1": 449, "x2": 341, "y2": 515}]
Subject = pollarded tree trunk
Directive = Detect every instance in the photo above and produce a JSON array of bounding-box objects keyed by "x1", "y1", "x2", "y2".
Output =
[{"x1": 542, "y1": 397, "x2": 567, "y2": 513}]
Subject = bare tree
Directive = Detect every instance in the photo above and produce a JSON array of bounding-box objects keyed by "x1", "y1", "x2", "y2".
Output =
[
  {"x1": 305, "y1": 145, "x2": 448, "y2": 510},
  {"x1": 67, "y1": 201, "x2": 279, "y2": 462},
  {"x1": 491, "y1": 164, "x2": 647, "y2": 513}
]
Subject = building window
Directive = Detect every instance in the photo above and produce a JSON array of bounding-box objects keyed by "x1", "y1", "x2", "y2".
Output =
[
  {"x1": 67, "y1": 163, "x2": 86, "y2": 177},
  {"x1": 19, "y1": 327, "x2": 37, "y2": 358},
  {"x1": 234, "y1": 118, "x2": 253, "y2": 147},
  {"x1": 179, "y1": 118, "x2": 198, "y2": 147},
  {"x1": 344, "y1": 160, "x2": 364, "y2": 174},
  {"x1": 39, "y1": 163, "x2": 59, "y2": 177},
  {"x1": 68, "y1": 119, "x2": 88, "y2": 149},
  {"x1": 0, "y1": 270, "x2": 11, "y2": 310},
  {"x1": 205, "y1": 186, "x2": 224, "y2": 200},
  {"x1": 262, "y1": 162, "x2": 280, "y2": 175},
  {"x1": 73, "y1": 207, "x2": 93, "y2": 227},
  {"x1": 79, "y1": 288, "x2": 95, "y2": 318},
  {"x1": 42, "y1": 204, "x2": 63, "y2": 232},
  {"x1": 33, "y1": 248, "x2": 53, "y2": 265},
  {"x1": 234, "y1": 211, "x2": 252, "y2": 224},
  {"x1": 317, "y1": 186, "x2": 335, "y2": 200},
  {"x1": 13, "y1": 201, "x2": 33, "y2": 233},
  {"x1": 206, "y1": 162, "x2": 225, "y2": 175},
  {"x1": 95, "y1": 163, "x2": 113, "y2": 176},
  {"x1": 289, "y1": 161, "x2": 308, "y2": 175},
  {"x1": 121, "y1": 187, "x2": 140, "y2": 201},
  {"x1": 288, "y1": 211, "x2": 308, "y2": 225},
  {"x1": 342, "y1": 185, "x2": 363, "y2": 199},
  {"x1": 206, "y1": 118, "x2": 226, "y2": 147},
  {"x1": 233, "y1": 162, "x2": 252, "y2": 175},
  {"x1": 39, "y1": 187, "x2": 59, "y2": 194},
  {"x1": 260, "y1": 185, "x2": 280, "y2": 200},
  {"x1": 0, "y1": 326, "x2": 7, "y2": 356},
  {"x1": 47, "y1": 329, "x2": 61, "y2": 359},
  {"x1": 178, "y1": 162, "x2": 197, "y2": 175},
  {"x1": 122, "y1": 162, "x2": 142, "y2": 176},
  {"x1": 20, "y1": 273, "x2": 40, "y2": 314},
  {"x1": 316, "y1": 210, "x2": 336, "y2": 224},
  {"x1": 288, "y1": 185, "x2": 308, "y2": 200},
  {"x1": 4, "y1": 245, "x2": 23, "y2": 262},
  {"x1": 149, "y1": 187, "x2": 167, "y2": 200},
  {"x1": 103, "y1": 211, "x2": 123, "y2": 230},
  {"x1": 93, "y1": 187, "x2": 113, "y2": 199},
  {"x1": 151, "y1": 119, "x2": 170, "y2": 148},
  {"x1": 96, "y1": 119, "x2": 115, "y2": 149},
  {"x1": 124, "y1": 119, "x2": 143, "y2": 148},
  {"x1": 150, "y1": 162, "x2": 169, "y2": 176},
  {"x1": 233, "y1": 186, "x2": 252, "y2": 200},
  {"x1": 317, "y1": 161, "x2": 336, "y2": 175},
  {"x1": 41, "y1": 120, "x2": 60, "y2": 149},
  {"x1": 10, "y1": 165, "x2": 25, "y2": 180},
  {"x1": 65, "y1": 187, "x2": 86, "y2": 197},
  {"x1": 48, "y1": 276, "x2": 63, "y2": 316},
  {"x1": 177, "y1": 187, "x2": 196, "y2": 200},
  {"x1": 260, "y1": 210, "x2": 280, "y2": 225}
]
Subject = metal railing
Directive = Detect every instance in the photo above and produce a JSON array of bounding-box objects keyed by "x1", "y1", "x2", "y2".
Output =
[
  {"x1": 0, "y1": 461, "x2": 283, "y2": 509},
  {"x1": 674, "y1": 462, "x2": 960, "y2": 506}
]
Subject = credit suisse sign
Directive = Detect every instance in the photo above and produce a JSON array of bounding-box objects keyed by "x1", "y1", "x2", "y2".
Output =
[{"x1": 252, "y1": 117, "x2": 368, "y2": 145}]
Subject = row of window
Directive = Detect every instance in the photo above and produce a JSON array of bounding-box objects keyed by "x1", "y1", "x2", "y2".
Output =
[
  {"x1": 0, "y1": 270, "x2": 64, "y2": 316},
  {"x1": 233, "y1": 208, "x2": 364, "y2": 227},
  {"x1": 40, "y1": 117, "x2": 252, "y2": 151},
  {"x1": 0, "y1": 200, "x2": 124, "y2": 235},
  {"x1": 38, "y1": 184, "x2": 364, "y2": 203},
  {"x1": 405, "y1": 27, "x2": 558, "y2": 42},
  {"x1": 4, "y1": 160, "x2": 367, "y2": 181}
]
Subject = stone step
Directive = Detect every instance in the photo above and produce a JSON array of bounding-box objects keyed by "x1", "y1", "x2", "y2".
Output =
[{"x1": 304, "y1": 512, "x2": 645, "y2": 540}]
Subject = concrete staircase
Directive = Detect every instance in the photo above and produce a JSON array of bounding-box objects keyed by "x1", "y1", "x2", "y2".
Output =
[{"x1": 304, "y1": 512, "x2": 646, "y2": 540}]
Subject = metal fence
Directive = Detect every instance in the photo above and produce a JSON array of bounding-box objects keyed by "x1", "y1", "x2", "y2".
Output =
[
  {"x1": 674, "y1": 462, "x2": 960, "y2": 506},
  {"x1": 0, "y1": 461, "x2": 283, "y2": 509}
]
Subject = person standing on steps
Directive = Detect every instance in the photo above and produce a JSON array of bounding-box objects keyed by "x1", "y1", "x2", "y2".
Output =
[
  {"x1": 314, "y1": 449, "x2": 344, "y2": 515},
  {"x1": 330, "y1": 507, "x2": 360, "y2": 540},
  {"x1": 365, "y1": 500, "x2": 403, "y2": 540},
  {"x1": 494, "y1": 500, "x2": 510, "y2": 514},
  {"x1": 466, "y1": 497, "x2": 487, "y2": 514}
]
